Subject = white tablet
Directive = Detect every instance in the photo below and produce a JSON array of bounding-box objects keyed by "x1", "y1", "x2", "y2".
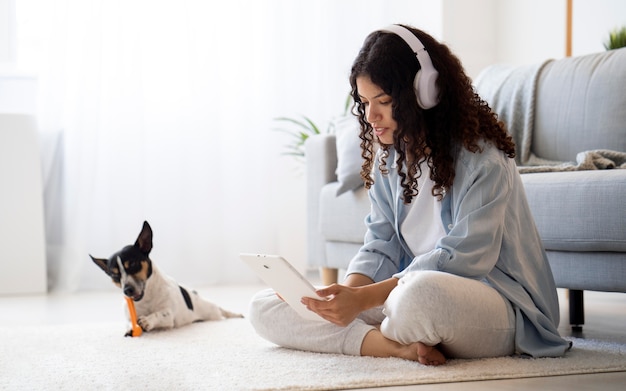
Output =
[{"x1": 240, "y1": 253, "x2": 328, "y2": 322}]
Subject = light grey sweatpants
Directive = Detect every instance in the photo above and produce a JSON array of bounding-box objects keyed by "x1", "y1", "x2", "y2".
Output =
[{"x1": 248, "y1": 270, "x2": 516, "y2": 359}]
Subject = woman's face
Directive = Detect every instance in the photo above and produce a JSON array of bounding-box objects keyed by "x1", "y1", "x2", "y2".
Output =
[{"x1": 356, "y1": 75, "x2": 397, "y2": 145}]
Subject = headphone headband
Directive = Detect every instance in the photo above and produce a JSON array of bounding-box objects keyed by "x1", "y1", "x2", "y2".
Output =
[{"x1": 381, "y1": 25, "x2": 440, "y2": 109}]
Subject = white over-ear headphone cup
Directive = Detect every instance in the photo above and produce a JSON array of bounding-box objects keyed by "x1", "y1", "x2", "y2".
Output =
[
  {"x1": 381, "y1": 25, "x2": 441, "y2": 109},
  {"x1": 416, "y1": 69, "x2": 439, "y2": 109},
  {"x1": 413, "y1": 70, "x2": 422, "y2": 106}
]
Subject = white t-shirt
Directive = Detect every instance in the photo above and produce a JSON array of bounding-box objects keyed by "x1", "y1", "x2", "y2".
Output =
[{"x1": 399, "y1": 161, "x2": 446, "y2": 258}]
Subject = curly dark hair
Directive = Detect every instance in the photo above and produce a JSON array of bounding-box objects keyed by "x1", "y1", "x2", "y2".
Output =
[{"x1": 349, "y1": 25, "x2": 515, "y2": 203}]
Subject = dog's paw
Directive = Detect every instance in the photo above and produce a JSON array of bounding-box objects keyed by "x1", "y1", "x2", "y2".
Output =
[{"x1": 137, "y1": 316, "x2": 154, "y2": 331}]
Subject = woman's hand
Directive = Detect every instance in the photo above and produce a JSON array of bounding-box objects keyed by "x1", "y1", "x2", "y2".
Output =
[
  {"x1": 301, "y1": 277, "x2": 399, "y2": 327},
  {"x1": 301, "y1": 284, "x2": 365, "y2": 326}
]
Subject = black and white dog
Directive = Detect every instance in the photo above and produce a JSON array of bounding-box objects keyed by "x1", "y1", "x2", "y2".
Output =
[{"x1": 91, "y1": 221, "x2": 242, "y2": 336}]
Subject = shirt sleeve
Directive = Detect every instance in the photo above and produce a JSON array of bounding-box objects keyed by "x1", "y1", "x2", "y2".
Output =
[{"x1": 345, "y1": 169, "x2": 407, "y2": 282}]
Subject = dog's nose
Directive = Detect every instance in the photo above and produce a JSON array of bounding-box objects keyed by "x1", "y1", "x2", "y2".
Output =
[{"x1": 123, "y1": 286, "x2": 135, "y2": 297}]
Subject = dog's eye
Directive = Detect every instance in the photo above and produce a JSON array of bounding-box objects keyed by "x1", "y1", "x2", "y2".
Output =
[
  {"x1": 109, "y1": 267, "x2": 121, "y2": 282},
  {"x1": 125, "y1": 261, "x2": 143, "y2": 274}
]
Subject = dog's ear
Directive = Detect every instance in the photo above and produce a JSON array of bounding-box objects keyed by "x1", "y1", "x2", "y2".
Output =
[
  {"x1": 135, "y1": 221, "x2": 153, "y2": 255},
  {"x1": 90, "y1": 255, "x2": 109, "y2": 273}
]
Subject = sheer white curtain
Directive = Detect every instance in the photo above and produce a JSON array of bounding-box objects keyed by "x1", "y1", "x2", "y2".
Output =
[{"x1": 17, "y1": 0, "x2": 442, "y2": 292}]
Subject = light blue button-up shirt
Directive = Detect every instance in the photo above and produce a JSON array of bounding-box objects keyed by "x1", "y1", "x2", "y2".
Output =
[{"x1": 346, "y1": 142, "x2": 570, "y2": 357}]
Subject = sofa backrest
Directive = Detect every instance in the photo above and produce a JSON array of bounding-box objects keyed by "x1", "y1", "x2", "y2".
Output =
[{"x1": 533, "y1": 48, "x2": 626, "y2": 162}]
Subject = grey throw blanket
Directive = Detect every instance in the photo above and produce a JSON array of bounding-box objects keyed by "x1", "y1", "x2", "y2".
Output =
[
  {"x1": 517, "y1": 149, "x2": 626, "y2": 173},
  {"x1": 474, "y1": 61, "x2": 626, "y2": 173}
]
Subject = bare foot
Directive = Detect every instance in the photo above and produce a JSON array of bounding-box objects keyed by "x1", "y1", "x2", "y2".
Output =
[
  {"x1": 415, "y1": 342, "x2": 446, "y2": 366},
  {"x1": 361, "y1": 330, "x2": 446, "y2": 365}
]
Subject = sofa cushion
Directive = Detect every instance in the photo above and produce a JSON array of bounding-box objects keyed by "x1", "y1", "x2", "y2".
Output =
[
  {"x1": 534, "y1": 48, "x2": 626, "y2": 162},
  {"x1": 319, "y1": 182, "x2": 369, "y2": 243},
  {"x1": 333, "y1": 116, "x2": 363, "y2": 196},
  {"x1": 547, "y1": 251, "x2": 626, "y2": 291},
  {"x1": 521, "y1": 170, "x2": 626, "y2": 252}
]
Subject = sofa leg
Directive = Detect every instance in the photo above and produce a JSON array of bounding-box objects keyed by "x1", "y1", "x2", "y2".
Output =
[
  {"x1": 568, "y1": 289, "x2": 584, "y2": 332},
  {"x1": 320, "y1": 267, "x2": 338, "y2": 286}
]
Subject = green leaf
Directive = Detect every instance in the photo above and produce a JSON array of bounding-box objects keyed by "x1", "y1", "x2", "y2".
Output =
[
  {"x1": 343, "y1": 93, "x2": 353, "y2": 115},
  {"x1": 273, "y1": 93, "x2": 354, "y2": 163},
  {"x1": 604, "y1": 26, "x2": 626, "y2": 50}
]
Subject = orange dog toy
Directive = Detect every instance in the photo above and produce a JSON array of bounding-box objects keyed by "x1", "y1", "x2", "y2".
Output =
[{"x1": 125, "y1": 296, "x2": 143, "y2": 337}]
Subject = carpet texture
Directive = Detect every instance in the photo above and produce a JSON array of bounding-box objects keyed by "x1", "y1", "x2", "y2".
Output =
[{"x1": 1, "y1": 318, "x2": 625, "y2": 390}]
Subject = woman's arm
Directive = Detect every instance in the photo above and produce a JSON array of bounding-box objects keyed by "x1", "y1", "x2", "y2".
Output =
[
  {"x1": 346, "y1": 162, "x2": 409, "y2": 282},
  {"x1": 343, "y1": 273, "x2": 374, "y2": 287}
]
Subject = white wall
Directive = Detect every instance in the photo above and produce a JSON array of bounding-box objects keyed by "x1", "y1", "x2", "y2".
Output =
[
  {"x1": 573, "y1": 0, "x2": 626, "y2": 54},
  {"x1": 6, "y1": 0, "x2": 626, "y2": 99},
  {"x1": 442, "y1": 0, "x2": 565, "y2": 78},
  {"x1": 494, "y1": 0, "x2": 566, "y2": 67},
  {"x1": 442, "y1": 0, "x2": 499, "y2": 78},
  {"x1": 0, "y1": 0, "x2": 16, "y2": 64},
  {"x1": 443, "y1": 0, "x2": 626, "y2": 79}
]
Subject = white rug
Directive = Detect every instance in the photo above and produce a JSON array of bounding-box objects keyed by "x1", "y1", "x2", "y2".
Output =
[{"x1": 1, "y1": 318, "x2": 625, "y2": 391}]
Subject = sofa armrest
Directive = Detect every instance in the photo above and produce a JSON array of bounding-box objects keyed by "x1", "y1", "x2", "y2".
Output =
[{"x1": 305, "y1": 134, "x2": 338, "y2": 268}]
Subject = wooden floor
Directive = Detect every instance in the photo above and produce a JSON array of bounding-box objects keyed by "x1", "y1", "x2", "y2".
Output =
[{"x1": 1, "y1": 285, "x2": 624, "y2": 390}]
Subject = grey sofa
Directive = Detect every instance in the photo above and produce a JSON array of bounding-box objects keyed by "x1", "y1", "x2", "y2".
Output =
[{"x1": 305, "y1": 48, "x2": 626, "y2": 330}]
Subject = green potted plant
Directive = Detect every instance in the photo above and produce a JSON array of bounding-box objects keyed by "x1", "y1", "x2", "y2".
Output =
[
  {"x1": 274, "y1": 94, "x2": 353, "y2": 162},
  {"x1": 604, "y1": 26, "x2": 626, "y2": 50}
]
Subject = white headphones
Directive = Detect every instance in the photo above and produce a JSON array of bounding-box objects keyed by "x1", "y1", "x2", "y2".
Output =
[{"x1": 381, "y1": 25, "x2": 440, "y2": 109}]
